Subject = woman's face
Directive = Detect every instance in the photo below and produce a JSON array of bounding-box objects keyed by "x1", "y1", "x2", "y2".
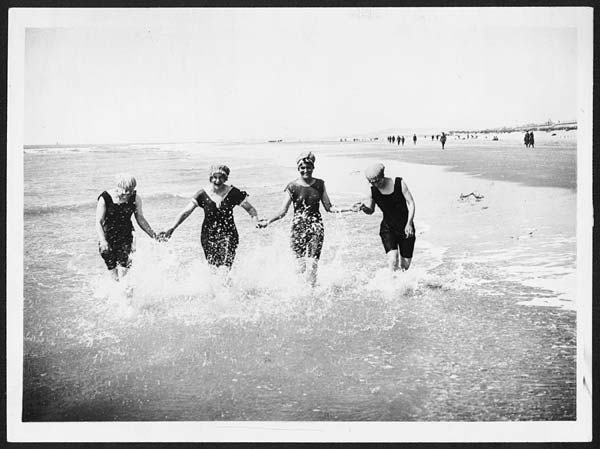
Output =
[
  {"x1": 367, "y1": 174, "x2": 385, "y2": 189},
  {"x1": 210, "y1": 173, "x2": 227, "y2": 186},
  {"x1": 298, "y1": 163, "x2": 314, "y2": 179},
  {"x1": 116, "y1": 187, "x2": 135, "y2": 201}
]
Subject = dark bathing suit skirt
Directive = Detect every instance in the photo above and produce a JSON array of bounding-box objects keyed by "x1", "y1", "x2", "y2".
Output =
[
  {"x1": 379, "y1": 221, "x2": 415, "y2": 258},
  {"x1": 99, "y1": 238, "x2": 133, "y2": 270}
]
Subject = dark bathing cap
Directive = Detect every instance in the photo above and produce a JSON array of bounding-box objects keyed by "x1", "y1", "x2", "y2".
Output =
[
  {"x1": 296, "y1": 151, "x2": 316, "y2": 167},
  {"x1": 209, "y1": 164, "x2": 230, "y2": 178},
  {"x1": 364, "y1": 163, "x2": 385, "y2": 179}
]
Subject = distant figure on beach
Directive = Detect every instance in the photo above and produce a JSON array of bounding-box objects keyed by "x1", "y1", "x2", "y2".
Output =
[
  {"x1": 413, "y1": 134, "x2": 417, "y2": 145},
  {"x1": 397, "y1": 135, "x2": 401, "y2": 146},
  {"x1": 391, "y1": 135, "x2": 396, "y2": 144},
  {"x1": 353, "y1": 163, "x2": 416, "y2": 272},
  {"x1": 96, "y1": 174, "x2": 157, "y2": 281},
  {"x1": 257, "y1": 151, "x2": 353, "y2": 287},
  {"x1": 162, "y1": 165, "x2": 259, "y2": 268},
  {"x1": 529, "y1": 131, "x2": 535, "y2": 148},
  {"x1": 401, "y1": 136, "x2": 405, "y2": 145},
  {"x1": 440, "y1": 132, "x2": 447, "y2": 149},
  {"x1": 431, "y1": 135, "x2": 434, "y2": 141},
  {"x1": 524, "y1": 132, "x2": 530, "y2": 148}
]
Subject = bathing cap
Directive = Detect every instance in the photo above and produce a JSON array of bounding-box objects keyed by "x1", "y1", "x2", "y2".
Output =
[
  {"x1": 296, "y1": 151, "x2": 316, "y2": 167},
  {"x1": 209, "y1": 164, "x2": 230, "y2": 178},
  {"x1": 364, "y1": 163, "x2": 385, "y2": 179},
  {"x1": 115, "y1": 173, "x2": 137, "y2": 191}
]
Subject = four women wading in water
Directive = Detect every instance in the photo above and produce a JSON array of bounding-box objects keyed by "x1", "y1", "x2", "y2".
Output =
[{"x1": 96, "y1": 157, "x2": 417, "y2": 287}]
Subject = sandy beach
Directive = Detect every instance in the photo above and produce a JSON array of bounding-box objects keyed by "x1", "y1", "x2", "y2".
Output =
[{"x1": 336, "y1": 130, "x2": 577, "y2": 190}]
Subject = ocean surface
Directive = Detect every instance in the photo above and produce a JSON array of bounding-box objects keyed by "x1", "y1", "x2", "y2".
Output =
[{"x1": 21, "y1": 138, "x2": 577, "y2": 421}]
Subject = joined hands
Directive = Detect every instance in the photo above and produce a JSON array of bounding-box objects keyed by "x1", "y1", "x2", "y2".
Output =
[
  {"x1": 351, "y1": 202, "x2": 363, "y2": 212},
  {"x1": 155, "y1": 229, "x2": 174, "y2": 242},
  {"x1": 256, "y1": 219, "x2": 269, "y2": 229}
]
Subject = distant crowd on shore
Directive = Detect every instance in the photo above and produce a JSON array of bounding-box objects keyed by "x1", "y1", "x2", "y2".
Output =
[
  {"x1": 384, "y1": 130, "x2": 543, "y2": 149},
  {"x1": 386, "y1": 132, "x2": 447, "y2": 149}
]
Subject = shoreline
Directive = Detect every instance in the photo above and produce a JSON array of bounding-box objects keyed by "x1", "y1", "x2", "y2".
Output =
[
  {"x1": 323, "y1": 142, "x2": 576, "y2": 191},
  {"x1": 317, "y1": 149, "x2": 576, "y2": 311},
  {"x1": 23, "y1": 136, "x2": 577, "y2": 192}
]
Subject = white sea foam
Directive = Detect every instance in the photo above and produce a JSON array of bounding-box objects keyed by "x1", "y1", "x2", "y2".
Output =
[{"x1": 366, "y1": 267, "x2": 422, "y2": 297}]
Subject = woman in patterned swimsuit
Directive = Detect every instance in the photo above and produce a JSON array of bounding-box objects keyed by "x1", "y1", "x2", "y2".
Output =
[
  {"x1": 163, "y1": 165, "x2": 259, "y2": 268},
  {"x1": 258, "y1": 152, "x2": 353, "y2": 286}
]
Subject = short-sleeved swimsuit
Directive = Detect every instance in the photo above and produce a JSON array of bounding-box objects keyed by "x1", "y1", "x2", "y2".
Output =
[
  {"x1": 193, "y1": 186, "x2": 247, "y2": 267},
  {"x1": 98, "y1": 191, "x2": 136, "y2": 270},
  {"x1": 286, "y1": 179, "x2": 325, "y2": 259},
  {"x1": 372, "y1": 177, "x2": 416, "y2": 258}
]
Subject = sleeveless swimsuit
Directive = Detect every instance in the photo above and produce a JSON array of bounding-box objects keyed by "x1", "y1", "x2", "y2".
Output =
[
  {"x1": 285, "y1": 178, "x2": 325, "y2": 259},
  {"x1": 371, "y1": 177, "x2": 416, "y2": 258},
  {"x1": 193, "y1": 186, "x2": 247, "y2": 267},
  {"x1": 98, "y1": 190, "x2": 136, "y2": 270}
]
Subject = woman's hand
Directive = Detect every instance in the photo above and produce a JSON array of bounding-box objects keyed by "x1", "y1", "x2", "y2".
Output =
[
  {"x1": 330, "y1": 205, "x2": 356, "y2": 213},
  {"x1": 98, "y1": 239, "x2": 109, "y2": 253},
  {"x1": 404, "y1": 223, "x2": 414, "y2": 238},
  {"x1": 256, "y1": 219, "x2": 269, "y2": 229},
  {"x1": 157, "y1": 228, "x2": 174, "y2": 241}
]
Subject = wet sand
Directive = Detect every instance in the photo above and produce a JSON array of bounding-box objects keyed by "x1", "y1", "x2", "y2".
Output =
[{"x1": 327, "y1": 137, "x2": 576, "y2": 190}]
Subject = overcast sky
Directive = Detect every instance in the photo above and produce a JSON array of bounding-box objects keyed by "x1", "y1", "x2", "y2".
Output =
[{"x1": 16, "y1": 8, "x2": 589, "y2": 144}]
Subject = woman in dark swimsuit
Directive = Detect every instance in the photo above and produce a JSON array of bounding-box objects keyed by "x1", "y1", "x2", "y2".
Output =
[
  {"x1": 258, "y1": 152, "x2": 353, "y2": 286},
  {"x1": 96, "y1": 174, "x2": 157, "y2": 281},
  {"x1": 354, "y1": 163, "x2": 416, "y2": 272},
  {"x1": 163, "y1": 165, "x2": 259, "y2": 268}
]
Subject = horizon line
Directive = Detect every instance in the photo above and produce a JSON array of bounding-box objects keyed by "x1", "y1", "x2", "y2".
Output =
[{"x1": 24, "y1": 119, "x2": 577, "y2": 148}]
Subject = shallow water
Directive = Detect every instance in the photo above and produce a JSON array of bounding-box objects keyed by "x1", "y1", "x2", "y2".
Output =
[{"x1": 22, "y1": 141, "x2": 576, "y2": 421}]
